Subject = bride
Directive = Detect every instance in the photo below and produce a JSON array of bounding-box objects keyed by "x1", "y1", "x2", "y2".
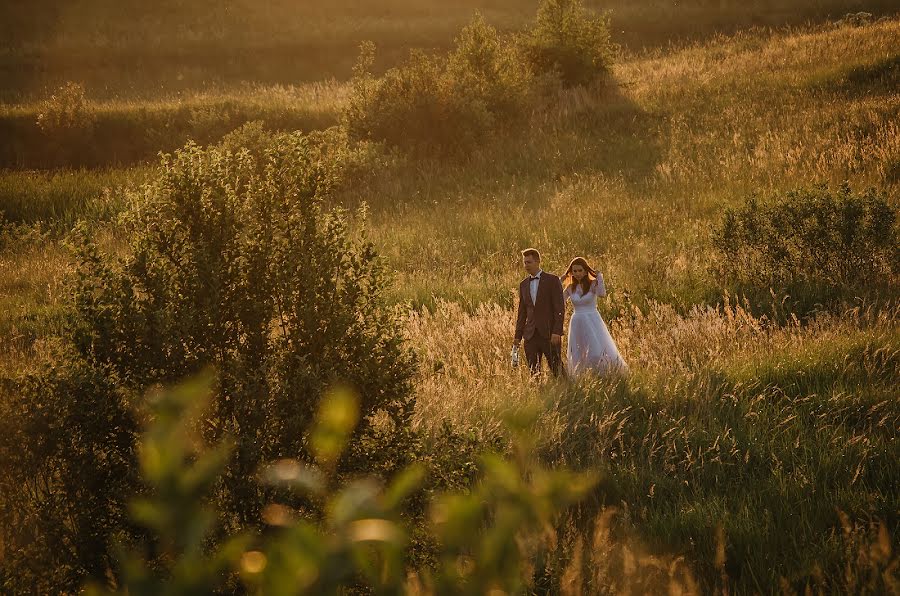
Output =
[{"x1": 562, "y1": 257, "x2": 627, "y2": 376}]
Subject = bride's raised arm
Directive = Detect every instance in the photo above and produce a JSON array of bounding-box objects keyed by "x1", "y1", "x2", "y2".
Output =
[{"x1": 593, "y1": 272, "x2": 607, "y2": 297}]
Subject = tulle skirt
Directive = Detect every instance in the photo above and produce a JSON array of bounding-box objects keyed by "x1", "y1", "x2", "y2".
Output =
[{"x1": 567, "y1": 310, "x2": 627, "y2": 376}]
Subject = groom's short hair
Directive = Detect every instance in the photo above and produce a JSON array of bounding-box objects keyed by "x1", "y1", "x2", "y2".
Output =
[{"x1": 521, "y1": 248, "x2": 541, "y2": 261}]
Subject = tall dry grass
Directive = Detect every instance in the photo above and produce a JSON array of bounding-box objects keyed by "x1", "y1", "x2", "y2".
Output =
[
  {"x1": 405, "y1": 297, "x2": 899, "y2": 591},
  {"x1": 406, "y1": 298, "x2": 897, "y2": 430},
  {"x1": 0, "y1": 241, "x2": 70, "y2": 377}
]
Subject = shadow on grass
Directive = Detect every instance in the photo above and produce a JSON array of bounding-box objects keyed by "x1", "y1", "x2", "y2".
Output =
[
  {"x1": 530, "y1": 343, "x2": 899, "y2": 592},
  {"x1": 0, "y1": 102, "x2": 339, "y2": 170},
  {"x1": 810, "y1": 52, "x2": 900, "y2": 99}
]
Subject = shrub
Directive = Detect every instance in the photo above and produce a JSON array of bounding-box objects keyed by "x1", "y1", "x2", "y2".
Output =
[
  {"x1": 0, "y1": 132, "x2": 419, "y2": 588},
  {"x1": 36, "y1": 81, "x2": 96, "y2": 134},
  {"x1": 214, "y1": 119, "x2": 276, "y2": 156},
  {"x1": 0, "y1": 211, "x2": 50, "y2": 251},
  {"x1": 217, "y1": 121, "x2": 396, "y2": 206},
  {"x1": 0, "y1": 349, "x2": 138, "y2": 592},
  {"x1": 32, "y1": 81, "x2": 98, "y2": 168},
  {"x1": 445, "y1": 13, "x2": 536, "y2": 128},
  {"x1": 519, "y1": 0, "x2": 616, "y2": 88},
  {"x1": 837, "y1": 11, "x2": 875, "y2": 27},
  {"x1": 343, "y1": 41, "x2": 498, "y2": 155},
  {"x1": 343, "y1": 1, "x2": 617, "y2": 155},
  {"x1": 74, "y1": 132, "x2": 418, "y2": 514},
  {"x1": 712, "y1": 183, "x2": 898, "y2": 314},
  {"x1": 342, "y1": 12, "x2": 536, "y2": 156}
]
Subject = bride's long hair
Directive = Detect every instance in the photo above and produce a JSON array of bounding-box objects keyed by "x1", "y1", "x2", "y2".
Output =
[{"x1": 562, "y1": 256, "x2": 598, "y2": 296}]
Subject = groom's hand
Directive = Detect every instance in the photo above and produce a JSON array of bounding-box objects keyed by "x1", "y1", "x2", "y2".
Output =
[{"x1": 551, "y1": 334, "x2": 561, "y2": 346}]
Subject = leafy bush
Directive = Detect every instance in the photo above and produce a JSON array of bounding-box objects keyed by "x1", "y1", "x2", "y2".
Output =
[
  {"x1": 36, "y1": 81, "x2": 96, "y2": 134},
  {"x1": 0, "y1": 132, "x2": 419, "y2": 588},
  {"x1": 445, "y1": 14, "x2": 537, "y2": 128},
  {"x1": 0, "y1": 211, "x2": 50, "y2": 251},
  {"x1": 85, "y1": 376, "x2": 597, "y2": 595},
  {"x1": 343, "y1": 1, "x2": 614, "y2": 155},
  {"x1": 519, "y1": 0, "x2": 616, "y2": 88},
  {"x1": 218, "y1": 121, "x2": 393, "y2": 193},
  {"x1": 712, "y1": 183, "x2": 898, "y2": 314},
  {"x1": 75, "y1": 131, "x2": 418, "y2": 511},
  {"x1": 215, "y1": 119, "x2": 276, "y2": 156},
  {"x1": 0, "y1": 349, "x2": 138, "y2": 592},
  {"x1": 31, "y1": 81, "x2": 99, "y2": 168},
  {"x1": 343, "y1": 37, "x2": 502, "y2": 155}
]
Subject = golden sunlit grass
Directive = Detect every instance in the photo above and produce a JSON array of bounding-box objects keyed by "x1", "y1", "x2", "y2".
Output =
[
  {"x1": 358, "y1": 18, "x2": 900, "y2": 310},
  {"x1": 0, "y1": 167, "x2": 151, "y2": 227},
  {"x1": 404, "y1": 296, "x2": 898, "y2": 590},
  {"x1": 0, "y1": 80, "x2": 349, "y2": 121},
  {"x1": 0, "y1": 241, "x2": 69, "y2": 377},
  {"x1": 3, "y1": 0, "x2": 897, "y2": 101},
  {"x1": 3, "y1": 17, "x2": 897, "y2": 363},
  {"x1": 406, "y1": 298, "x2": 898, "y2": 430}
]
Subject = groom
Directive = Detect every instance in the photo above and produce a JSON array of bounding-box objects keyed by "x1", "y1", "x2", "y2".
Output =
[{"x1": 513, "y1": 248, "x2": 565, "y2": 377}]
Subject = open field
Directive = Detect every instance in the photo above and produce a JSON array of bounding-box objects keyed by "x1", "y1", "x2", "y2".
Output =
[
  {"x1": 1, "y1": 3, "x2": 898, "y2": 593},
  {"x1": 2, "y1": 0, "x2": 899, "y2": 102}
]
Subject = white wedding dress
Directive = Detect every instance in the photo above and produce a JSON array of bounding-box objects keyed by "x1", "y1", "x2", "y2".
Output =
[{"x1": 566, "y1": 275, "x2": 627, "y2": 376}]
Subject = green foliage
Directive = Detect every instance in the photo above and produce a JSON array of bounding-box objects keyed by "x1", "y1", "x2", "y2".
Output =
[
  {"x1": 69, "y1": 132, "x2": 418, "y2": 518},
  {"x1": 215, "y1": 119, "x2": 277, "y2": 157},
  {"x1": 217, "y1": 121, "x2": 393, "y2": 194},
  {"x1": 342, "y1": 35, "x2": 507, "y2": 155},
  {"x1": 519, "y1": 0, "x2": 616, "y2": 88},
  {"x1": 712, "y1": 183, "x2": 898, "y2": 314},
  {"x1": 28, "y1": 81, "x2": 100, "y2": 168},
  {"x1": 343, "y1": 2, "x2": 612, "y2": 155},
  {"x1": 445, "y1": 14, "x2": 537, "y2": 128},
  {"x1": 0, "y1": 133, "x2": 419, "y2": 588},
  {"x1": 0, "y1": 348, "x2": 138, "y2": 592},
  {"x1": 428, "y1": 414, "x2": 597, "y2": 594},
  {"x1": 86, "y1": 377, "x2": 596, "y2": 595},
  {"x1": 0, "y1": 211, "x2": 49, "y2": 252},
  {"x1": 36, "y1": 81, "x2": 96, "y2": 134},
  {"x1": 86, "y1": 371, "x2": 249, "y2": 596}
]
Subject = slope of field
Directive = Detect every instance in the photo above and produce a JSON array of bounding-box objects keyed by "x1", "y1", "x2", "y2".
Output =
[
  {"x1": 1, "y1": 0, "x2": 897, "y2": 101},
  {"x1": 357, "y1": 17, "x2": 900, "y2": 308},
  {"x1": 2, "y1": 17, "x2": 898, "y2": 367}
]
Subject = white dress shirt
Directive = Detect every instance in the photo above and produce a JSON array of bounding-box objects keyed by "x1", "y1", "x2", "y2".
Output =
[{"x1": 529, "y1": 270, "x2": 543, "y2": 305}]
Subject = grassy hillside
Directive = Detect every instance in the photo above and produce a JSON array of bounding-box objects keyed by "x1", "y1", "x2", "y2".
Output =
[
  {"x1": 357, "y1": 17, "x2": 900, "y2": 308},
  {"x1": 2, "y1": 0, "x2": 897, "y2": 101},
  {"x1": 0, "y1": 8, "x2": 898, "y2": 593},
  {"x1": 2, "y1": 17, "x2": 897, "y2": 362}
]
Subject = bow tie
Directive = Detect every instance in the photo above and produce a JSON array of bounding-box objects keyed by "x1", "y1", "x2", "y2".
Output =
[{"x1": 529, "y1": 276, "x2": 540, "y2": 281}]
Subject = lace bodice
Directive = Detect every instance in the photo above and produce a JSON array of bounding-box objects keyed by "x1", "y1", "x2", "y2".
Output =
[{"x1": 565, "y1": 276, "x2": 606, "y2": 313}]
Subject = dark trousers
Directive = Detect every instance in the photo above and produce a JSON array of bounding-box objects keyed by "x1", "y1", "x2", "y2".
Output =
[{"x1": 524, "y1": 334, "x2": 563, "y2": 377}]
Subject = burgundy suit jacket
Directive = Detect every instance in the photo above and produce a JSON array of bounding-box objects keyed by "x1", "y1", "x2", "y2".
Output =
[{"x1": 515, "y1": 272, "x2": 565, "y2": 342}]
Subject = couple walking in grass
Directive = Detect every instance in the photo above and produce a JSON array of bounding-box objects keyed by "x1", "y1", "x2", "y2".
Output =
[{"x1": 512, "y1": 248, "x2": 627, "y2": 377}]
